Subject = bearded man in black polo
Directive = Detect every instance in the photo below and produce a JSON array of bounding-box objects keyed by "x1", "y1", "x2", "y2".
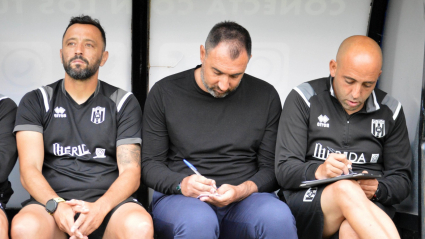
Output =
[{"x1": 11, "y1": 15, "x2": 153, "y2": 239}]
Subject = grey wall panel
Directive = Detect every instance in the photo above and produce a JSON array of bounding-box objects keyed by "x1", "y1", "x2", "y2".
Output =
[{"x1": 379, "y1": 0, "x2": 425, "y2": 215}]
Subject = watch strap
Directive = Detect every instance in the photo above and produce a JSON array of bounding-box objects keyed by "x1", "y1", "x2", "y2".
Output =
[
  {"x1": 372, "y1": 188, "x2": 380, "y2": 201},
  {"x1": 176, "y1": 182, "x2": 182, "y2": 194},
  {"x1": 53, "y1": 197, "x2": 65, "y2": 203}
]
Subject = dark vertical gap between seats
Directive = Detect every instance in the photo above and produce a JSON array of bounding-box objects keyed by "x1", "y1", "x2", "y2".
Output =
[
  {"x1": 367, "y1": 0, "x2": 388, "y2": 90},
  {"x1": 132, "y1": 0, "x2": 150, "y2": 209},
  {"x1": 367, "y1": 0, "x2": 388, "y2": 46}
]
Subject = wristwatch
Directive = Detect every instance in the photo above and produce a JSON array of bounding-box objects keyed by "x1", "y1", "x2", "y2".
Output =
[
  {"x1": 45, "y1": 197, "x2": 65, "y2": 215},
  {"x1": 176, "y1": 182, "x2": 182, "y2": 194},
  {"x1": 372, "y1": 188, "x2": 381, "y2": 201}
]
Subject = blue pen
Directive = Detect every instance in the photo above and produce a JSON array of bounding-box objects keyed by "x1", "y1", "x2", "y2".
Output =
[
  {"x1": 183, "y1": 159, "x2": 217, "y2": 193},
  {"x1": 327, "y1": 146, "x2": 354, "y2": 175},
  {"x1": 183, "y1": 159, "x2": 202, "y2": 176}
]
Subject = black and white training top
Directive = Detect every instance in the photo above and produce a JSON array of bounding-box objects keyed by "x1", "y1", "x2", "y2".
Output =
[
  {"x1": 0, "y1": 94, "x2": 18, "y2": 205},
  {"x1": 14, "y1": 79, "x2": 142, "y2": 201},
  {"x1": 276, "y1": 76, "x2": 412, "y2": 206}
]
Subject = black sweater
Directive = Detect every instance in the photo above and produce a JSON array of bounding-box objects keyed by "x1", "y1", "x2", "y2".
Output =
[{"x1": 142, "y1": 65, "x2": 282, "y2": 194}]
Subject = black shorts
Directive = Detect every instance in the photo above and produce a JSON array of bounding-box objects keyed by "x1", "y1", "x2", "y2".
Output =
[
  {"x1": 281, "y1": 186, "x2": 396, "y2": 239},
  {"x1": 22, "y1": 197, "x2": 143, "y2": 239}
]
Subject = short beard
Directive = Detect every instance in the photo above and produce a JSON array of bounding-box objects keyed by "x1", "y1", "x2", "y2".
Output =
[
  {"x1": 201, "y1": 67, "x2": 232, "y2": 98},
  {"x1": 62, "y1": 54, "x2": 101, "y2": 81}
]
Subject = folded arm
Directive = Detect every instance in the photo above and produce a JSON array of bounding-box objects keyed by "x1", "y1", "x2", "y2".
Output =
[
  {"x1": 17, "y1": 131, "x2": 76, "y2": 235},
  {"x1": 275, "y1": 90, "x2": 320, "y2": 189},
  {"x1": 247, "y1": 89, "x2": 282, "y2": 193},
  {"x1": 73, "y1": 143, "x2": 142, "y2": 236},
  {"x1": 142, "y1": 84, "x2": 187, "y2": 194},
  {"x1": 376, "y1": 107, "x2": 412, "y2": 205}
]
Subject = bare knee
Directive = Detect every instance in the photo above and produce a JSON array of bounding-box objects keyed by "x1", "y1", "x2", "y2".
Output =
[
  {"x1": 107, "y1": 208, "x2": 154, "y2": 239},
  {"x1": 123, "y1": 212, "x2": 154, "y2": 239},
  {"x1": 11, "y1": 212, "x2": 42, "y2": 238},
  {"x1": 332, "y1": 180, "x2": 364, "y2": 202},
  {"x1": 321, "y1": 180, "x2": 364, "y2": 235}
]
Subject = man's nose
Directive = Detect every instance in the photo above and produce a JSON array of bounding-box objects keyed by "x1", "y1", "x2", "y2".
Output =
[
  {"x1": 351, "y1": 84, "x2": 361, "y2": 99},
  {"x1": 75, "y1": 43, "x2": 83, "y2": 55},
  {"x1": 217, "y1": 76, "x2": 230, "y2": 92}
]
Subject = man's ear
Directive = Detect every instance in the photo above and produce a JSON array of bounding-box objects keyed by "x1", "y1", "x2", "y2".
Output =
[
  {"x1": 329, "y1": 59, "x2": 337, "y2": 77},
  {"x1": 99, "y1": 51, "x2": 109, "y2": 67},
  {"x1": 60, "y1": 49, "x2": 63, "y2": 64},
  {"x1": 200, "y1": 45, "x2": 206, "y2": 63}
]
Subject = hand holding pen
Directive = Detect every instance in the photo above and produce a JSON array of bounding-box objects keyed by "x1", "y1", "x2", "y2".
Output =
[
  {"x1": 181, "y1": 159, "x2": 218, "y2": 198},
  {"x1": 315, "y1": 147, "x2": 353, "y2": 179},
  {"x1": 327, "y1": 147, "x2": 354, "y2": 175}
]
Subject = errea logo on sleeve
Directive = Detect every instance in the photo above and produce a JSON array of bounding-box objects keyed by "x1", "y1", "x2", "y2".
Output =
[
  {"x1": 317, "y1": 114, "x2": 329, "y2": 128},
  {"x1": 54, "y1": 107, "x2": 67, "y2": 118}
]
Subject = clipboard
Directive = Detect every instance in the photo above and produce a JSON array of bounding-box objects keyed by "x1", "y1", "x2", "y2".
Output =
[{"x1": 299, "y1": 173, "x2": 381, "y2": 188}]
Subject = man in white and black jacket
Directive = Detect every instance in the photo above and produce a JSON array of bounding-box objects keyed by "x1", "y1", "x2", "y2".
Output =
[{"x1": 276, "y1": 35, "x2": 411, "y2": 239}]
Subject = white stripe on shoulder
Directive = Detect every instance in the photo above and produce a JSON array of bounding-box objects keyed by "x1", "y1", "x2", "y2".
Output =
[
  {"x1": 38, "y1": 87, "x2": 49, "y2": 112},
  {"x1": 0, "y1": 96, "x2": 8, "y2": 101},
  {"x1": 294, "y1": 87, "x2": 311, "y2": 107},
  {"x1": 393, "y1": 102, "x2": 401, "y2": 120},
  {"x1": 117, "y1": 92, "x2": 133, "y2": 112},
  {"x1": 372, "y1": 91, "x2": 380, "y2": 111}
]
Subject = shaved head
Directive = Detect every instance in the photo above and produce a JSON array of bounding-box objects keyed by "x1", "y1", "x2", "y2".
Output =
[
  {"x1": 330, "y1": 35, "x2": 383, "y2": 115},
  {"x1": 336, "y1": 35, "x2": 382, "y2": 70}
]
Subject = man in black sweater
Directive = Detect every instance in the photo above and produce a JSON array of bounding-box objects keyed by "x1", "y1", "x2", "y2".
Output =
[
  {"x1": 276, "y1": 35, "x2": 410, "y2": 239},
  {"x1": 142, "y1": 21, "x2": 297, "y2": 239}
]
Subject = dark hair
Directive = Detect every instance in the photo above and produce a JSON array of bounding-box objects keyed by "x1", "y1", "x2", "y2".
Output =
[
  {"x1": 63, "y1": 15, "x2": 106, "y2": 50},
  {"x1": 205, "y1": 21, "x2": 251, "y2": 59}
]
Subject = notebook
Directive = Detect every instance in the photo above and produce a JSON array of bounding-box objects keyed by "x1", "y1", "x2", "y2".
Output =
[{"x1": 299, "y1": 173, "x2": 381, "y2": 188}]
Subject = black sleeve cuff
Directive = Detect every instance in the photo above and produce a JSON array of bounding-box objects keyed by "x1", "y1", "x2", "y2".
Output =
[
  {"x1": 305, "y1": 163, "x2": 321, "y2": 181},
  {"x1": 171, "y1": 175, "x2": 187, "y2": 195},
  {"x1": 376, "y1": 183, "x2": 387, "y2": 202}
]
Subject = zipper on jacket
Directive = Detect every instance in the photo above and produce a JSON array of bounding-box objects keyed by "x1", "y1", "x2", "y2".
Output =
[
  {"x1": 342, "y1": 111, "x2": 355, "y2": 147},
  {"x1": 344, "y1": 119, "x2": 350, "y2": 147}
]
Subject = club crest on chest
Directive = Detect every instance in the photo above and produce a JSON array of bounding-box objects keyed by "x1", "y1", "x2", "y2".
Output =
[
  {"x1": 371, "y1": 119, "x2": 385, "y2": 138},
  {"x1": 91, "y1": 106, "x2": 105, "y2": 124}
]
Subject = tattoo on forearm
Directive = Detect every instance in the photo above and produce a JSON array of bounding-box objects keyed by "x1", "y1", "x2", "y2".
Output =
[{"x1": 117, "y1": 145, "x2": 141, "y2": 167}]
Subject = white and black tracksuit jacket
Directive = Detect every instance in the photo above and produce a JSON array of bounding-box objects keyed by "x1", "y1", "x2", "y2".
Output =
[{"x1": 276, "y1": 76, "x2": 412, "y2": 206}]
